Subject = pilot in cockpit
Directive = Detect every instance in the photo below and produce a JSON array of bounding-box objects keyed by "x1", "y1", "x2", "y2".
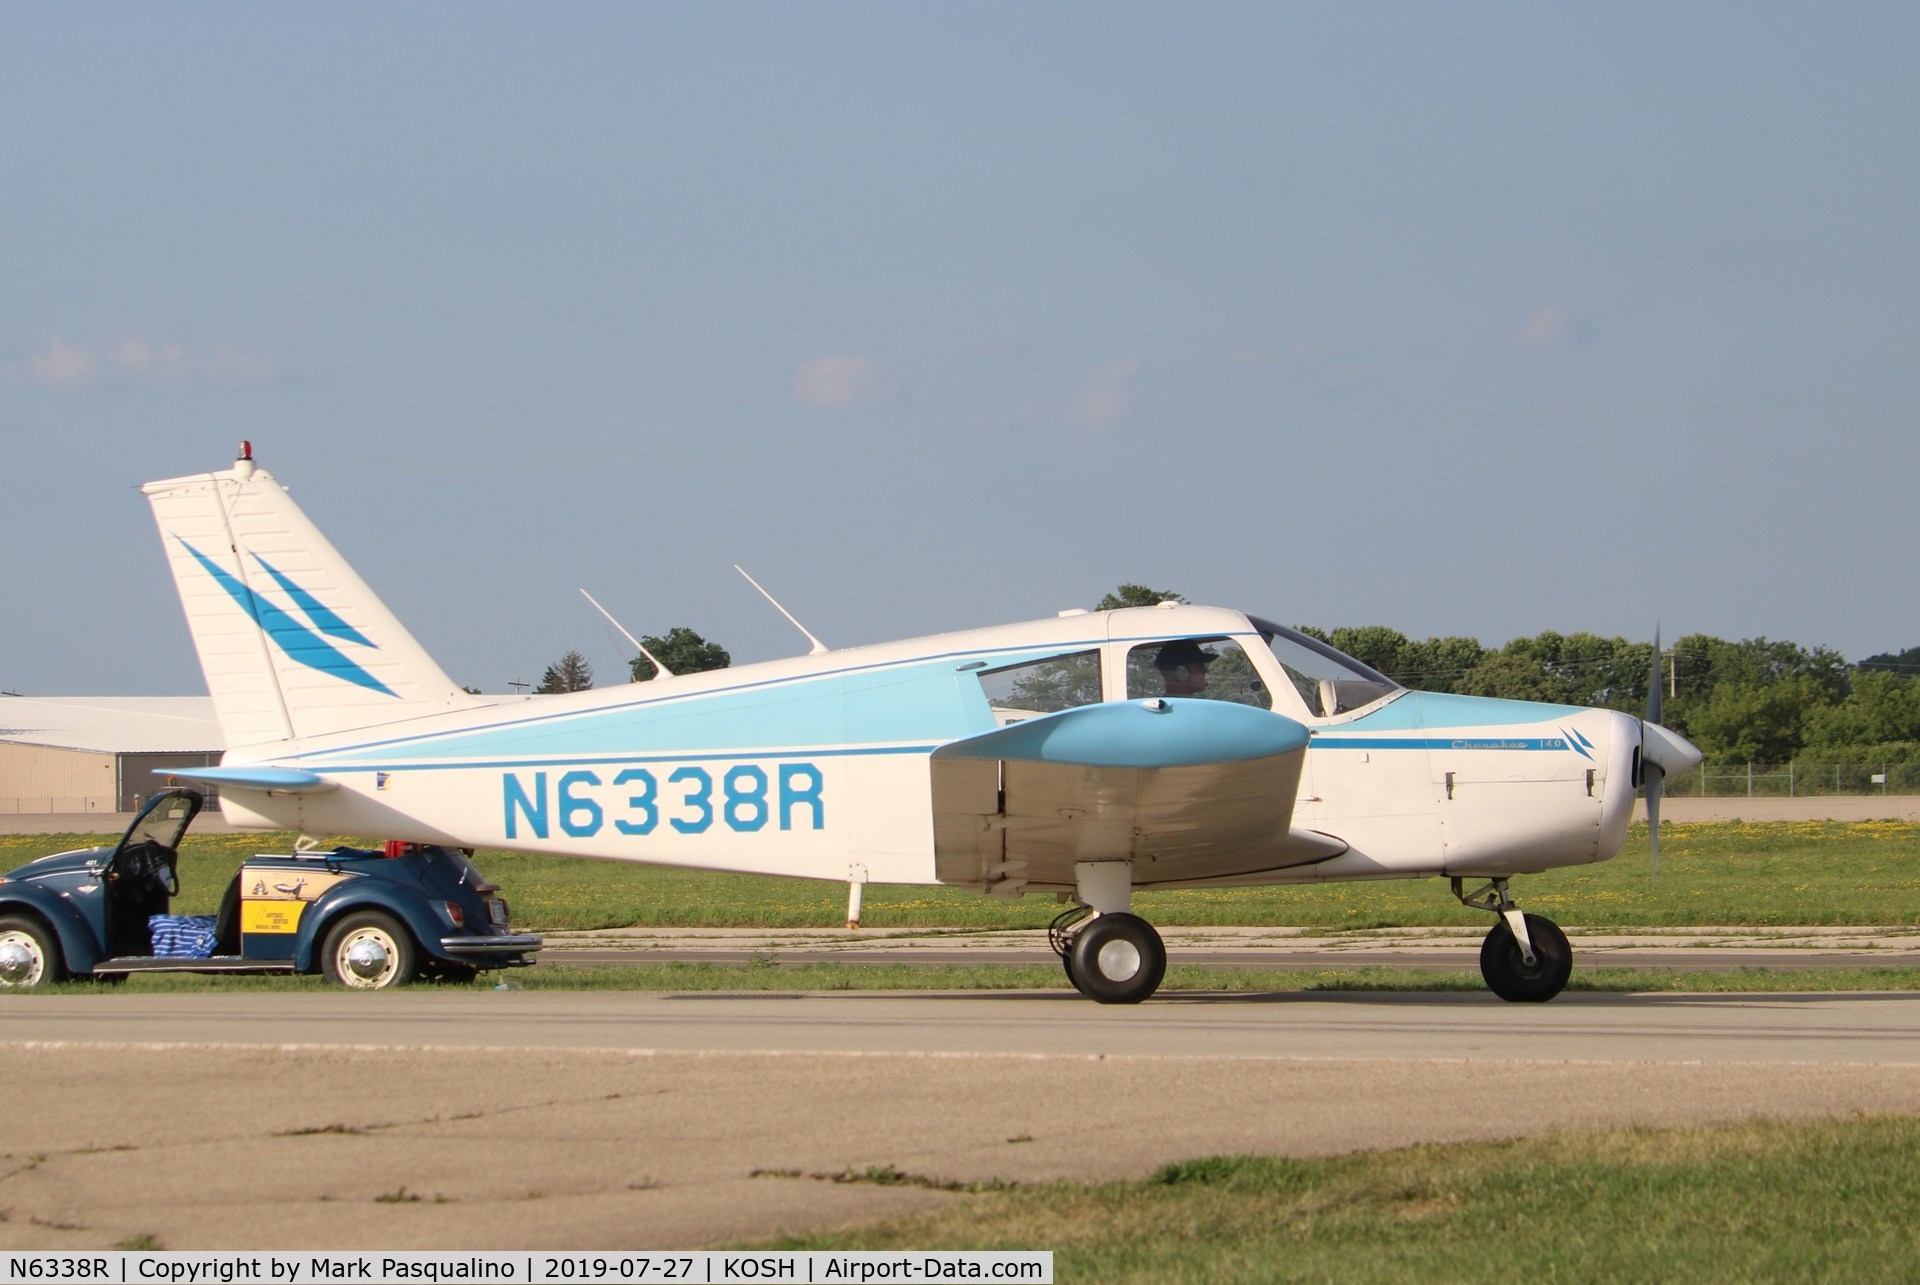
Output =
[{"x1": 1153, "y1": 639, "x2": 1213, "y2": 698}]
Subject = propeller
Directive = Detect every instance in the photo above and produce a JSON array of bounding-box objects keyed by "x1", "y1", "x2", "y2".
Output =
[{"x1": 1640, "y1": 627, "x2": 1665, "y2": 874}]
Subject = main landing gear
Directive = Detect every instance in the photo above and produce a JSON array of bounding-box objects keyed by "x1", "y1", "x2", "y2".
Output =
[
  {"x1": 1051, "y1": 905, "x2": 1168, "y2": 1004},
  {"x1": 1049, "y1": 861, "x2": 1168, "y2": 1005},
  {"x1": 1452, "y1": 876, "x2": 1572, "y2": 1002},
  {"x1": 1043, "y1": 864, "x2": 1573, "y2": 1007}
]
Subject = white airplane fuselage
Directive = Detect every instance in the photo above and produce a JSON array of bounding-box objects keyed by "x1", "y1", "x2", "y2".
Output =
[{"x1": 211, "y1": 606, "x2": 1642, "y2": 891}]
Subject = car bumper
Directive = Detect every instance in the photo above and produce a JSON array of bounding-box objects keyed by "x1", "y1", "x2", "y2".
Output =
[{"x1": 440, "y1": 933, "x2": 543, "y2": 956}]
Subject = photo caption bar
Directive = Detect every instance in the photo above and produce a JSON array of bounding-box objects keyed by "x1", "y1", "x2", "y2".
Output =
[{"x1": 0, "y1": 1253, "x2": 1051, "y2": 1285}]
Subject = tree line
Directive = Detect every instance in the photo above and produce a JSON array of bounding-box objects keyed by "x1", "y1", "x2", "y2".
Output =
[{"x1": 1294, "y1": 626, "x2": 1920, "y2": 766}]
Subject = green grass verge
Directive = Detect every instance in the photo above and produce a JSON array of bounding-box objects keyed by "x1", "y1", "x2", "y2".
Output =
[
  {"x1": 14, "y1": 962, "x2": 1920, "y2": 995},
  {"x1": 749, "y1": 1114, "x2": 1920, "y2": 1280},
  {"x1": 6, "y1": 819, "x2": 1918, "y2": 930}
]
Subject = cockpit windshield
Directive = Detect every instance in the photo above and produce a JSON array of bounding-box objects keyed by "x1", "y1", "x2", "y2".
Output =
[{"x1": 1248, "y1": 617, "x2": 1402, "y2": 718}]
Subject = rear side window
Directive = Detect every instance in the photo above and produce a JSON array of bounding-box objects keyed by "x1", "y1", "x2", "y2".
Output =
[{"x1": 976, "y1": 650, "x2": 1103, "y2": 725}]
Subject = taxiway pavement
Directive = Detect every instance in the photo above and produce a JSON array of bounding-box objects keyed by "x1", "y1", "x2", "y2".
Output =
[
  {"x1": 4, "y1": 988, "x2": 1920, "y2": 1251},
  {"x1": 538, "y1": 922, "x2": 1920, "y2": 973}
]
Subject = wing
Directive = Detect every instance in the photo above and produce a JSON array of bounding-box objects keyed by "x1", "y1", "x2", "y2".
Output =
[{"x1": 930, "y1": 699, "x2": 1345, "y2": 895}]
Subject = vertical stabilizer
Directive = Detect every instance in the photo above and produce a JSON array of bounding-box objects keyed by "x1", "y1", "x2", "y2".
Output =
[{"x1": 143, "y1": 448, "x2": 484, "y2": 748}]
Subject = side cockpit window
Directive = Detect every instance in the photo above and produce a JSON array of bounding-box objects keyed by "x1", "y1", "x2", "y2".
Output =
[
  {"x1": 1124, "y1": 637, "x2": 1271, "y2": 709},
  {"x1": 976, "y1": 651, "x2": 1103, "y2": 725}
]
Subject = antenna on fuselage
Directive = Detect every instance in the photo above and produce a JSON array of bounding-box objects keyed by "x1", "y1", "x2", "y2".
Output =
[
  {"x1": 579, "y1": 588, "x2": 675, "y2": 678},
  {"x1": 734, "y1": 565, "x2": 829, "y2": 656}
]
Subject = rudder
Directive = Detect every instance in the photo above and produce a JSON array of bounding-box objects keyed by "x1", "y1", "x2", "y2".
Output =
[{"x1": 143, "y1": 446, "x2": 482, "y2": 748}]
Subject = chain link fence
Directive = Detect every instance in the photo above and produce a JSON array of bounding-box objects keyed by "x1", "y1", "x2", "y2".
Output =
[{"x1": 1664, "y1": 762, "x2": 1920, "y2": 798}]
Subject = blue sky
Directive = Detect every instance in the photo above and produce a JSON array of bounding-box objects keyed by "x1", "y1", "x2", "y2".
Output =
[{"x1": 4, "y1": 3, "x2": 1915, "y2": 696}]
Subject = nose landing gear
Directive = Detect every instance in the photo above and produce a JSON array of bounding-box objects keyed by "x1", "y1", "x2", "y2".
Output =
[{"x1": 1452, "y1": 876, "x2": 1573, "y2": 1002}]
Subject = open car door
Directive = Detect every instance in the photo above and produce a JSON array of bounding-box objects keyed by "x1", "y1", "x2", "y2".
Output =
[{"x1": 105, "y1": 789, "x2": 200, "y2": 955}]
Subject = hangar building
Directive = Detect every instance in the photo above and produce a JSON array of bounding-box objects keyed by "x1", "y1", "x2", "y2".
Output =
[{"x1": 0, "y1": 696, "x2": 222, "y2": 815}]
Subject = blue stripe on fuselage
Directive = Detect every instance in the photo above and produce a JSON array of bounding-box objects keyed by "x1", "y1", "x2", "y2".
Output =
[
  {"x1": 1336, "y1": 691, "x2": 1586, "y2": 731},
  {"x1": 1313, "y1": 736, "x2": 1576, "y2": 751},
  {"x1": 295, "y1": 744, "x2": 938, "y2": 775},
  {"x1": 1312, "y1": 692, "x2": 1599, "y2": 754},
  {"x1": 312, "y1": 651, "x2": 1081, "y2": 766}
]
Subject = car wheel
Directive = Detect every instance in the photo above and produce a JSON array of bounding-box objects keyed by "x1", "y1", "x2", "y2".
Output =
[
  {"x1": 320, "y1": 911, "x2": 418, "y2": 990},
  {"x1": 0, "y1": 915, "x2": 67, "y2": 989}
]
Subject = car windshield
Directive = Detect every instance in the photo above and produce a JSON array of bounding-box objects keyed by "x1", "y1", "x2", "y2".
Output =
[
  {"x1": 1248, "y1": 617, "x2": 1402, "y2": 718},
  {"x1": 120, "y1": 790, "x2": 198, "y2": 853}
]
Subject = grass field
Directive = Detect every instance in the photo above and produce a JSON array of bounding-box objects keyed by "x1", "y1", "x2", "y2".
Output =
[
  {"x1": 8, "y1": 818, "x2": 1917, "y2": 997},
  {"x1": 6, "y1": 819, "x2": 1916, "y2": 930},
  {"x1": 752, "y1": 1114, "x2": 1920, "y2": 1280}
]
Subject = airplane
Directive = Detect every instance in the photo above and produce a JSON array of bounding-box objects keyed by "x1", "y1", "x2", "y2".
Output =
[{"x1": 141, "y1": 443, "x2": 1702, "y2": 1004}]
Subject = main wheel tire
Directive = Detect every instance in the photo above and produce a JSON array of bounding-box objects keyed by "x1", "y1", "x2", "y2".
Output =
[
  {"x1": 1061, "y1": 948, "x2": 1085, "y2": 995},
  {"x1": 1067, "y1": 912, "x2": 1167, "y2": 1004},
  {"x1": 320, "y1": 911, "x2": 418, "y2": 990},
  {"x1": 0, "y1": 915, "x2": 66, "y2": 989},
  {"x1": 1479, "y1": 913, "x2": 1572, "y2": 1002}
]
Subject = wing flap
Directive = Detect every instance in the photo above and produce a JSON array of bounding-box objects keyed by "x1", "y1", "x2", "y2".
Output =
[{"x1": 931, "y1": 700, "x2": 1345, "y2": 890}]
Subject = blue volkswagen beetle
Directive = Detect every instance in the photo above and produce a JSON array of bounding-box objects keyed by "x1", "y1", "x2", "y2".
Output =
[{"x1": 0, "y1": 789, "x2": 541, "y2": 989}]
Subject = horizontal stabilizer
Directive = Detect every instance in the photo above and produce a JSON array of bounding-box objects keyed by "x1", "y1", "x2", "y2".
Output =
[
  {"x1": 933, "y1": 698, "x2": 1310, "y2": 769},
  {"x1": 155, "y1": 766, "x2": 339, "y2": 794}
]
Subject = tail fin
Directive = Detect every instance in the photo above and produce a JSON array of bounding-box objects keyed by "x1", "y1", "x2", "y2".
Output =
[{"x1": 143, "y1": 447, "x2": 483, "y2": 748}]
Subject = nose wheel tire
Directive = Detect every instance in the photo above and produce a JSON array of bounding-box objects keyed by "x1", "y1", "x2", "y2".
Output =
[
  {"x1": 321, "y1": 911, "x2": 418, "y2": 990},
  {"x1": 1479, "y1": 913, "x2": 1572, "y2": 1002},
  {"x1": 1067, "y1": 912, "x2": 1167, "y2": 1004},
  {"x1": 0, "y1": 916, "x2": 64, "y2": 989}
]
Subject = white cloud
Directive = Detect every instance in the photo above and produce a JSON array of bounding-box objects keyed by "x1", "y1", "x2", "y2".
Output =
[
  {"x1": 199, "y1": 345, "x2": 276, "y2": 384},
  {"x1": 1074, "y1": 358, "x2": 1140, "y2": 429},
  {"x1": 108, "y1": 338, "x2": 187, "y2": 376},
  {"x1": 791, "y1": 354, "x2": 896, "y2": 409},
  {"x1": 7, "y1": 336, "x2": 274, "y2": 390},
  {"x1": 1511, "y1": 306, "x2": 1570, "y2": 348},
  {"x1": 111, "y1": 338, "x2": 276, "y2": 383},
  {"x1": 26, "y1": 337, "x2": 97, "y2": 389}
]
